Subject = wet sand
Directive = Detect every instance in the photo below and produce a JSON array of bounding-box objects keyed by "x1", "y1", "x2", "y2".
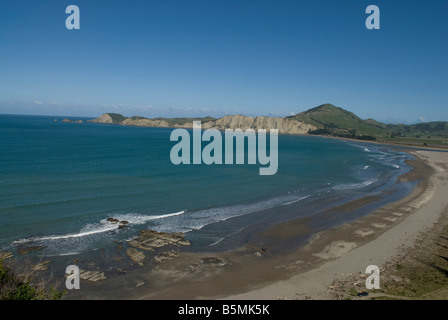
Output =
[
  {"x1": 226, "y1": 150, "x2": 448, "y2": 299},
  {"x1": 64, "y1": 149, "x2": 448, "y2": 300}
]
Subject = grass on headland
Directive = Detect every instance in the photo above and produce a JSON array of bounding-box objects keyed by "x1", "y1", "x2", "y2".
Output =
[
  {"x1": 378, "y1": 224, "x2": 448, "y2": 300},
  {"x1": 0, "y1": 258, "x2": 65, "y2": 300},
  {"x1": 333, "y1": 216, "x2": 448, "y2": 300}
]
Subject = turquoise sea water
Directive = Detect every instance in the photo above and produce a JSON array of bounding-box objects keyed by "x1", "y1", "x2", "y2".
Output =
[{"x1": 0, "y1": 114, "x2": 413, "y2": 257}]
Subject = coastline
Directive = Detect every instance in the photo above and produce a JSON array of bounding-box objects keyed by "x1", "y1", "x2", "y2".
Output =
[
  {"x1": 315, "y1": 133, "x2": 448, "y2": 151},
  {"x1": 63, "y1": 148, "x2": 448, "y2": 300},
  {"x1": 225, "y1": 150, "x2": 448, "y2": 299}
]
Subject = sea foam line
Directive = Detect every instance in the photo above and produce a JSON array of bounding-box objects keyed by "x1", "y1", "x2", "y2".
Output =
[
  {"x1": 281, "y1": 195, "x2": 311, "y2": 206},
  {"x1": 13, "y1": 210, "x2": 185, "y2": 244},
  {"x1": 332, "y1": 178, "x2": 377, "y2": 191},
  {"x1": 209, "y1": 237, "x2": 225, "y2": 247}
]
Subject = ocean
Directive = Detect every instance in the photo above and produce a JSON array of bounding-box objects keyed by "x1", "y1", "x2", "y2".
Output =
[{"x1": 0, "y1": 114, "x2": 414, "y2": 258}]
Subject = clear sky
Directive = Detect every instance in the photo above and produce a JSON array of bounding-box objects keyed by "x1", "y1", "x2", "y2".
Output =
[{"x1": 0, "y1": 0, "x2": 447, "y2": 123}]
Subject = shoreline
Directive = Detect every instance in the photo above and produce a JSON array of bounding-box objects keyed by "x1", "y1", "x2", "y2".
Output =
[
  {"x1": 63, "y1": 148, "x2": 448, "y2": 300},
  {"x1": 312, "y1": 133, "x2": 448, "y2": 152},
  {"x1": 225, "y1": 149, "x2": 448, "y2": 299}
]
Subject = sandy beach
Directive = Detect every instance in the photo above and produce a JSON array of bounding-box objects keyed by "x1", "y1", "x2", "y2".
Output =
[
  {"x1": 62, "y1": 148, "x2": 448, "y2": 300},
  {"x1": 226, "y1": 150, "x2": 448, "y2": 299}
]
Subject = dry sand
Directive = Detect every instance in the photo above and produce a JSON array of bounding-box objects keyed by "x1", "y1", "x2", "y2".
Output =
[{"x1": 225, "y1": 150, "x2": 448, "y2": 299}]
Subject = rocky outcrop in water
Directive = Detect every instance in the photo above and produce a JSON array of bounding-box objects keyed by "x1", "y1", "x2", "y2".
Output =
[
  {"x1": 128, "y1": 230, "x2": 191, "y2": 252},
  {"x1": 62, "y1": 118, "x2": 83, "y2": 123},
  {"x1": 16, "y1": 245, "x2": 45, "y2": 255},
  {"x1": 106, "y1": 217, "x2": 129, "y2": 229}
]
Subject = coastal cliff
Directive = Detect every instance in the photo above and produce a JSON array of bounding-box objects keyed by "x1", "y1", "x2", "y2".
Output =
[
  {"x1": 89, "y1": 113, "x2": 317, "y2": 134},
  {"x1": 88, "y1": 104, "x2": 448, "y2": 147}
]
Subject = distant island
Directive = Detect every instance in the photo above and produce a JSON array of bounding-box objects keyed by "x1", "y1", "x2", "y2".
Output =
[
  {"x1": 62, "y1": 118, "x2": 83, "y2": 123},
  {"x1": 89, "y1": 104, "x2": 448, "y2": 149}
]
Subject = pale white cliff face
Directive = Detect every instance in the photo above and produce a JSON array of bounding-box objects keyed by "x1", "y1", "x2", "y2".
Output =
[
  {"x1": 121, "y1": 118, "x2": 170, "y2": 127},
  {"x1": 91, "y1": 113, "x2": 115, "y2": 124},
  {"x1": 214, "y1": 115, "x2": 255, "y2": 130},
  {"x1": 201, "y1": 115, "x2": 317, "y2": 134},
  {"x1": 90, "y1": 113, "x2": 317, "y2": 134}
]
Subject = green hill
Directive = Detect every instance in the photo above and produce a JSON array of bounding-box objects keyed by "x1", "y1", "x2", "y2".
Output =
[
  {"x1": 107, "y1": 113, "x2": 127, "y2": 123},
  {"x1": 288, "y1": 103, "x2": 448, "y2": 148},
  {"x1": 91, "y1": 103, "x2": 448, "y2": 148},
  {"x1": 387, "y1": 122, "x2": 448, "y2": 138},
  {"x1": 288, "y1": 104, "x2": 388, "y2": 139}
]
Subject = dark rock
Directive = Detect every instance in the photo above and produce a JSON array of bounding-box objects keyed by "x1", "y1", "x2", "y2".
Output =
[
  {"x1": 17, "y1": 245, "x2": 45, "y2": 255},
  {"x1": 200, "y1": 257, "x2": 227, "y2": 267},
  {"x1": 106, "y1": 217, "x2": 120, "y2": 224},
  {"x1": 357, "y1": 291, "x2": 369, "y2": 297},
  {"x1": 116, "y1": 268, "x2": 126, "y2": 275}
]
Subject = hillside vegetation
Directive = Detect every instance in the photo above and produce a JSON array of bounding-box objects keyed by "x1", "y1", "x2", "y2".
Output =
[
  {"x1": 89, "y1": 103, "x2": 448, "y2": 148},
  {"x1": 289, "y1": 104, "x2": 448, "y2": 147}
]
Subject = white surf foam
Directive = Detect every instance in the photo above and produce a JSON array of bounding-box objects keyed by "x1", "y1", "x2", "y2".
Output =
[
  {"x1": 160, "y1": 194, "x2": 313, "y2": 234},
  {"x1": 332, "y1": 178, "x2": 377, "y2": 191},
  {"x1": 281, "y1": 195, "x2": 311, "y2": 206},
  {"x1": 209, "y1": 237, "x2": 225, "y2": 247},
  {"x1": 104, "y1": 211, "x2": 185, "y2": 225},
  {"x1": 13, "y1": 210, "x2": 186, "y2": 244}
]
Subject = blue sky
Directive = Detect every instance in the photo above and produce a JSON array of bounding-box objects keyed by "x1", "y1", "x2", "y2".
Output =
[{"x1": 0, "y1": 0, "x2": 447, "y2": 123}]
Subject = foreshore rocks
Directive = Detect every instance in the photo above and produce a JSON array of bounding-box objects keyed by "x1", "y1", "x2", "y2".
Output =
[
  {"x1": 154, "y1": 250, "x2": 179, "y2": 264},
  {"x1": 79, "y1": 270, "x2": 106, "y2": 282},
  {"x1": 200, "y1": 257, "x2": 227, "y2": 267},
  {"x1": 126, "y1": 248, "x2": 146, "y2": 267},
  {"x1": 187, "y1": 256, "x2": 229, "y2": 272},
  {"x1": 16, "y1": 245, "x2": 45, "y2": 255},
  {"x1": 128, "y1": 230, "x2": 191, "y2": 252},
  {"x1": 124, "y1": 230, "x2": 191, "y2": 266}
]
